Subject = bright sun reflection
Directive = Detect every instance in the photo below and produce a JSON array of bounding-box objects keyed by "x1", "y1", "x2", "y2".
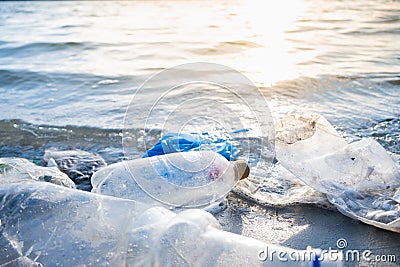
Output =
[
  {"x1": 73, "y1": 0, "x2": 308, "y2": 87},
  {"x1": 227, "y1": 0, "x2": 308, "y2": 86}
]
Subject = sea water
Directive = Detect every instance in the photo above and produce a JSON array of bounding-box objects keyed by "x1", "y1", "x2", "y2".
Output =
[{"x1": 0, "y1": 0, "x2": 398, "y2": 164}]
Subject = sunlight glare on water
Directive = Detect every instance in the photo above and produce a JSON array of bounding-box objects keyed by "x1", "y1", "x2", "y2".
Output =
[{"x1": 225, "y1": 0, "x2": 308, "y2": 85}]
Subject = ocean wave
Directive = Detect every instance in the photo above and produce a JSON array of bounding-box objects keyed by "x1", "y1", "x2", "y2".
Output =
[
  {"x1": 0, "y1": 41, "x2": 95, "y2": 58},
  {"x1": 188, "y1": 40, "x2": 263, "y2": 56},
  {"x1": 0, "y1": 119, "x2": 127, "y2": 164}
]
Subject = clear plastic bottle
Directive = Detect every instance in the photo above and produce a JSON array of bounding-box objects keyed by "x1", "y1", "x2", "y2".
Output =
[
  {"x1": 91, "y1": 151, "x2": 249, "y2": 209},
  {"x1": 0, "y1": 180, "x2": 148, "y2": 267},
  {"x1": 0, "y1": 181, "x2": 342, "y2": 267}
]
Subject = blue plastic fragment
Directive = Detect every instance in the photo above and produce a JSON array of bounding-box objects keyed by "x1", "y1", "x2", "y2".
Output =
[
  {"x1": 312, "y1": 251, "x2": 321, "y2": 267},
  {"x1": 142, "y1": 132, "x2": 239, "y2": 160},
  {"x1": 231, "y1": 128, "x2": 250, "y2": 134}
]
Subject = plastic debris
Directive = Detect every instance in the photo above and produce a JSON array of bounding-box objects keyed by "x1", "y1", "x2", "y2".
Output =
[
  {"x1": 128, "y1": 206, "x2": 341, "y2": 267},
  {"x1": 0, "y1": 180, "x2": 146, "y2": 266},
  {"x1": 0, "y1": 157, "x2": 75, "y2": 188},
  {"x1": 92, "y1": 151, "x2": 249, "y2": 209},
  {"x1": 276, "y1": 114, "x2": 400, "y2": 232},
  {"x1": 230, "y1": 114, "x2": 333, "y2": 208},
  {"x1": 234, "y1": 162, "x2": 335, "y2": 210},
  {"x1": 44, "y1": 149, "x2": 106, "y2": 191},
  {"x1": 142, "y1": 132, "x2": 239, "y2": 160},
  {"x1": 0, "y1": 180, "x2": 342, "y2": 266}
]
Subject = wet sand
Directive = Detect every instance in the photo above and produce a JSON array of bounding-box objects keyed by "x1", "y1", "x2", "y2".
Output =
[{"x1": 215, "y1": 194, "x2": 400, "y2": 267}]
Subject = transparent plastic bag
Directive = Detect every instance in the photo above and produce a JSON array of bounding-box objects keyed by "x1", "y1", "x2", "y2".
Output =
[
  {"x1": 276, "y1": 114, "x2": 400, "y2": 232},
  {"x1": 234, "y1": 162, "x2": 334, "y2": 209}
]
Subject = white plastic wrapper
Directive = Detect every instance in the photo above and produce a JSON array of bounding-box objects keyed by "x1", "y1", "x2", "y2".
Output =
[
  {"x1": 0, "y1": 179, "x2": 341, "y2": 267},
  {"x1": 276, "y1": 114, "x2": 400, "y2": 232},
  {"x1": 0, "y1": 157, "x2": 75, "y2": 188}
]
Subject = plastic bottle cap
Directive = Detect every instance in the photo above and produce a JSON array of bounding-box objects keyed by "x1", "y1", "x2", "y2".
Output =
[{"x1": 234, "y1": 160, "x2": 250, "y2": 180}]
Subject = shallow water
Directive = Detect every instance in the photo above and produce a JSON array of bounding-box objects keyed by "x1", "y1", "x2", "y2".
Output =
[{"x1": 1, "y1": 0, "x2": 399, "y2": 163}]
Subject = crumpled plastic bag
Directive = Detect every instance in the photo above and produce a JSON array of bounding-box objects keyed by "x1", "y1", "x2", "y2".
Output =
[
  {"x1": 233, "y1": 162, "x2": 334, "y2": 210},
  {"x1": 0, "y1": 157, "x2": 75, "y2": 188},
  {"x1": 275, "y1": 114, "x2": 400, "y2": 232},
  {"x1": 142, "y1": 132, "x2": 239, "y2": 160}
]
